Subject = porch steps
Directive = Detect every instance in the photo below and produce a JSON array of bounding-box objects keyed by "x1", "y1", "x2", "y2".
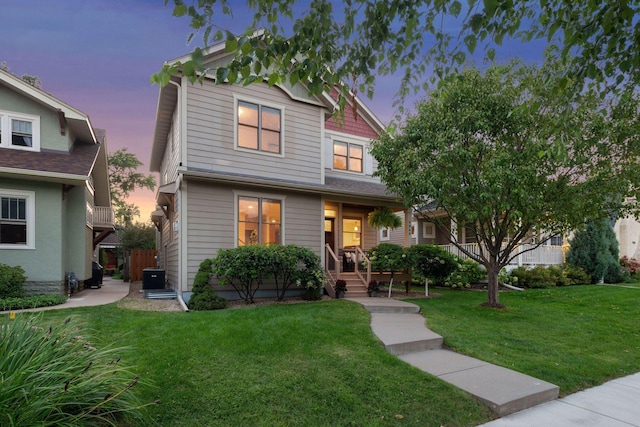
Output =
[
  {"x1": 348, "y1": 298, "x2": 559, "y2": 417},
  {"x1": 340, "y1": 273, "x2": 369, "y2": 298},
  {"x1": 144, "y1": 289, "x2": 178, "y2": 300}
]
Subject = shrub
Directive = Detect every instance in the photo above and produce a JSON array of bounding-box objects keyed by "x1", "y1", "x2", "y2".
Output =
[
  {"x1": 560, "y1": 264, "x2": 591, "y2": 286},
  {"x1": 444, "y1": 258, "x2": 485, "y2": 289},
  {"x1": 407, "y1": 244, "x2": 458, "y2": 285},
  {"x1": 0, "y1": 263, "x2": 26, "y2": 299},
  {"x1": 0, "y1": 294, "x2": 66, "y2": 311},
  {"x1": 212, "y1": 245, "x2": 324, "y2": 304},
  {"x1": 188, "y1": 259, "x2": 227, "y2": 311},
  {"x1": 0, "y1": 314, "x2": 155, "y2": 426},
  {"x1": 369, "y1": 243, "x2": 409, "y2": 275},
  {"x1": 510, "y1": 266, "x2": 558, "y2": 288},
  {"x1": 567, "y1": 219, "x2": 620, "y2": 283},
  {"x1": 604, "y1": 262, "x2": 629, "y2": 284},
  {"x1": 620, "y1": 256, "x2": 640, "y2": 276}
]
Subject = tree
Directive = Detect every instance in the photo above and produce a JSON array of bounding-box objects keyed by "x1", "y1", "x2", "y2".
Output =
[
  {"x1": 567, "y1": 219, "x2": 623, "y2": 284},
  {"x1": 1, "y1": 61, "x2": 43, "y2": 88},
  {"x1": 108, "y1": 149, "x2": 156, "y2": 225},
  {"x1": 118, "y1": 223, "x2": 156, "y2": 251},
  {"x1": 370, "y1": 63, "x2": 640, "y2": 307},
  {"x1": 155, "y1": 1, "x2": 640, "y2": 111}
]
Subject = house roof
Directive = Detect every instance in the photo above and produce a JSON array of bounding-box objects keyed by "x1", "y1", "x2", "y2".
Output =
[
  {"x1": 0, "y1": 69, "x2": 97, "y2": 143},
  {"x1": 181, "y1": 167, "x2": 402, "y2": 205},
  {"x1": 0, "y1": 142, "x2": 101, "y2": 184}
]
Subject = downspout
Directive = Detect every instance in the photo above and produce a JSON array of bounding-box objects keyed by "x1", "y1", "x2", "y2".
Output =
[{"x1": 167, "y1": 78, "x2": 190, "y2": 312}]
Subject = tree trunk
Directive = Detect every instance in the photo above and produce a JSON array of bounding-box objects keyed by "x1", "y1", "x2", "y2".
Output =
[{"x1": 484, "y1": 257, "x2": 504, "y2": 308}]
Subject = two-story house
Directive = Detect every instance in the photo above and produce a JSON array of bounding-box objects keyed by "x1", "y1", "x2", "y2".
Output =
[
  {"x1": 0, "y1": 69, "x2": 114, "y2": 295},
  {"x1": 150, "y1": 44, "x2": 408, "y2": 300}
]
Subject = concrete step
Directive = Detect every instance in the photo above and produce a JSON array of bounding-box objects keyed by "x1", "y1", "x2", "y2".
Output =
[
  {"x1": 144, "y1": 289, "x2": 177, "y2": 300},
  {"x1": 347, "y1": 297, "x2": 421, "y2": 314},
  {"x1": 369, "y1": 313, "x2": 443, "y2": 354},
  {"x1": 400, "y1": 349, "x2": 559, "y2": 417}
]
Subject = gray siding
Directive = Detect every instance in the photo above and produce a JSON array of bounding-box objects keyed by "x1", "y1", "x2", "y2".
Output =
[
  {"x1": 184, "y1": 180, "x2": 322, "y2": 290},
  {"x1": 161, "y1": 107, "x2": 181, "y2": 185},
  {"x1": 185, "y1": 81, "x2": 323, "y2": 184}
]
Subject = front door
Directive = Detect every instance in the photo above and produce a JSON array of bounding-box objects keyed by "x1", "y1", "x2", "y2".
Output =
[{"x1": 325, "y1": 218, "x2": 335, "y2": 270}]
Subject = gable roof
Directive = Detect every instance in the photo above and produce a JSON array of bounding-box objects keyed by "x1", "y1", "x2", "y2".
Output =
[{"x1": 0, "y1": 69, "x2": 97, "y2": 144}]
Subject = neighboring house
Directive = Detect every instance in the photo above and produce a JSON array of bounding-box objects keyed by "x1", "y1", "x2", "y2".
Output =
[
  {"x1": 0, "y1": 69, "x2": 114, "y2": 294},
  {"x1": 95, "y1": 232, "x2": 122, "y2": 275},
  {"x1": 150, "y1": 43, "x2": 405, "y2": 299}
]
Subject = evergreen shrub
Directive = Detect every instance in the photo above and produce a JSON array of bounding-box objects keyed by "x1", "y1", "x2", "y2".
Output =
[
  {"x1": 0, "y1": 263, "x2": 26, "y2": 299},
  {"x1": 188, "y1": 258, "x2": 227, "y2": 311}
]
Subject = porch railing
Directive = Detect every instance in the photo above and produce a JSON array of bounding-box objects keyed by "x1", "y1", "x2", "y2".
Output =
[
  {"x1": 354, "y1": 246, "x2": 371, "y2": 286},
  {"x1": 94, "y1": 206, "x2": 115, "y2": 228},
  {"x1": 440, "y1": 243, "x2": 566, "y2": 266},
  {"x1": 324, "y1": 244, "x2": 338, "y2": 298}
]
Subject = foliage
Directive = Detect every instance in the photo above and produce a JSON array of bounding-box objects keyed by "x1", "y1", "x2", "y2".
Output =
[
  {"x1": 620, "y1": 256, "x2": 640, "y2": 280},
  {"x1": 157, "y1": 1, "x2": 639, "y2": 112},
  {"x1": 1, "y1": 61, "x2": 42, "y2": 88},
  {"x1": 444, "y1": 258, "x2": 485, "y2": 289},
  {"x1": 188, "y1": 258, "x2": 226, "y2": 311},
  {"x1": 108, "y1": 149, "x2": 156, "y2": 225},
  {"x1": 0, "y1": 295, "x2": 67, "y2": 311},
  {"x1": 508, "y1": 264, "x2": 591, "y2": 289},
  {"x1": 212, "y1": 244, "x2": 324, "y2": 303},
  {"x1": 567, "y1": 219, "x2": 622, "y2": 284},
  {"x1": 334, "y1": 279, "x2": 347, "y2": 293},
  {"x1": 0, "y1": 263, "x2": 26, "y2": 299},
  {"x1": 371, "y1": 63, "x2": 640, "y2": 307},
  {"x1": 367, "y1": 207, "x2": 402, "y2": 230},
  {"x1": 407, "y1": 244, "x2": 458, "y2": 284},
  {"x1": 269, "y1": 244, "x2": 324, "y2": 301},
  {"x1": 367, "y1": 280, "x2": 380, "y2": 292},
  {"x1": 368, "y1": 243, "x2": 409, "y2": 276},
  {"x1": 118, "y1": 222, "x2": 156, "y2": 251},
  {"x1": 0, "y1": 314, "x2": 155, "y2": 426}
]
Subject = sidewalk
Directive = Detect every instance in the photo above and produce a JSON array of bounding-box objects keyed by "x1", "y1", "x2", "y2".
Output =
[
  {"x1": 0, "y1": 277, "x2": 129, "y2": 314},
  {"x1": 348, "y1": 297, "x2": 640, "y2": 425}
]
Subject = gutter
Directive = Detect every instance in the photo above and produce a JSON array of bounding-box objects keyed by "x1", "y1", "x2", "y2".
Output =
[{"x1": 177, "y1": 292, "x2": 190, "y2": 312}]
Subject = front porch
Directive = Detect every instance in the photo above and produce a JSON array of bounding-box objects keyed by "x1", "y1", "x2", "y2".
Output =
[{"x1": 439, "y1": 243, "x2": 567, "y2": 266}]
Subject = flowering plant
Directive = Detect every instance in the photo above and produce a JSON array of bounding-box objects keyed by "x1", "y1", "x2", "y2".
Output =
[{"x1": 334, "y1": 279, "x2": 347, "y2": 292}]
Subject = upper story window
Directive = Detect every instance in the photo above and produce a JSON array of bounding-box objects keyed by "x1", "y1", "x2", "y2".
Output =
[
  {"x1": 0, "y1": 110, "x2": 40, "y2": 151},
  {"x1": 333, "y1": 141, "x2": 363, "y2": 172},
  {"x1": 0, "y1": 189, "x2": 35, "y2": 249},
  {"x1": 237, "y1": 100, "x2": 282, "y2": 154}
]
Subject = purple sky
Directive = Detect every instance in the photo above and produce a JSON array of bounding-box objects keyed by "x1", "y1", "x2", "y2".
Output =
[{"x1": 1, "y1": 1, "x2": 544, "y2": 222}]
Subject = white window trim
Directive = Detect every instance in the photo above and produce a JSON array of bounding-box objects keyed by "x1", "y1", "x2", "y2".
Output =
[
  {"x1": 0, "y1": 110, "x2": 41, "y2": 152},
  {"x1": 332, "y1": 139, "x2": 365, "y2": 174},
  {"x1": 423, "y1": 222, "x2": 435, "y2": 239},
  {"x1": 233, "y1": 94, "x2": 285, "y2": 158},
  {"x1": 233, "y1": 190, "x2": 286, "y2": 247},
  {"x1": 380, "y1": 227, "x2": 390, "y2": 241},
  {"x1": 0, "y1": 189, "x2": 36, "y2": 250},
  {"x1": 325, "y1": 131, "x2": 374, "y2": 176},
  {"x1": 411, "y1": 221, "x2": 418, "y2": 239}
]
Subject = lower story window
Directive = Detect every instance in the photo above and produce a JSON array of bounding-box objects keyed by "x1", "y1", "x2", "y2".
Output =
[
  {"x1": 0, "y1": 190, "x2": 34, "y2": 248},
  {"x1": 238, "y1": 196, "x2": 281, "y2": 246}
]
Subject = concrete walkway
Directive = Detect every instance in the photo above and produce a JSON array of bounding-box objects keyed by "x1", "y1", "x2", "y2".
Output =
[
  {"x1": 0, "y1": 277, "x2": 129, "y2": 314},
  {"x1": 348, "y1": 297, "x2": 640, "y2": 424}
]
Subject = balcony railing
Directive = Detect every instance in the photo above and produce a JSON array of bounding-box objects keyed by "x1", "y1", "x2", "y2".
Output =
[
  {"x1": 93, "y1": 206, "x2": 115, "y2": 228},
  {"x1": 440, "y1": 243, "x2": 566, "y2": 266}
]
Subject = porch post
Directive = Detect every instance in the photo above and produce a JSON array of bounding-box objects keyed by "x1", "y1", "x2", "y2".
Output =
[{"x1": 404, "y1": 209, "x2": 410, "y2": 247}]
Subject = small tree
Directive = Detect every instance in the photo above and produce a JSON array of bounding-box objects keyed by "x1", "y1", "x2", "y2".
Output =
[
  {"x1": 118, "y1": 223, "x2": 156, "y2": 251},
  {"x1": 268, "y1": 245, "x2": 323, "y2": 301},
  {"x1": 368, "y1": 243, "x2": 409, "y2": 295},
  {"x1": 188, "y1": 259, "x2": 226, "y2": 310},
  {"x1": 212, "y1": 245, "x2": 272, "y2": 304},
  {"x1": 108, "y1": 149, "x2": 156, "y2": 225},
  {"x1": 407, "y1": 245, "x2": 458, "y2": 295},
  {"x1": 567, "y1": 219, "x2": 623, "y2": 284}
]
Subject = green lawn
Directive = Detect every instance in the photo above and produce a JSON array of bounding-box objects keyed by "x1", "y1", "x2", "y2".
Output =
[
  {"x1": 409, "y1": 285, "x2": 640, "y2": 395},
  {"x1": 37, "y1": 301, "x2": 491, "y2": 427},
  {"x1": 16, "y1": 284, "x2": 640, "y2": 426}
]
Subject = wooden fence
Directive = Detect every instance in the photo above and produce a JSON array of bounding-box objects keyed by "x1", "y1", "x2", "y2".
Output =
[{"x1": 129, "y1": 249, "x2": 158, "y2": 282}]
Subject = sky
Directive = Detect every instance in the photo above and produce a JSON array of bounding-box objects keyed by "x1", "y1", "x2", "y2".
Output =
[{"x1": 1, "y1": 0, "x2": 544, "y2": 223}]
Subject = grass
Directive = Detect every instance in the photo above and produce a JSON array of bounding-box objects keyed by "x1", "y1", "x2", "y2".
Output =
[
  {"x1": 35, "y1": 301, "x2": 492, "y2": 427},
  {"x1": 8, "y1": 284, "x2": 639, "y2": 426},
  {"x1": 409, "y1": 284, "x2": 640, "y2": 395}
]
